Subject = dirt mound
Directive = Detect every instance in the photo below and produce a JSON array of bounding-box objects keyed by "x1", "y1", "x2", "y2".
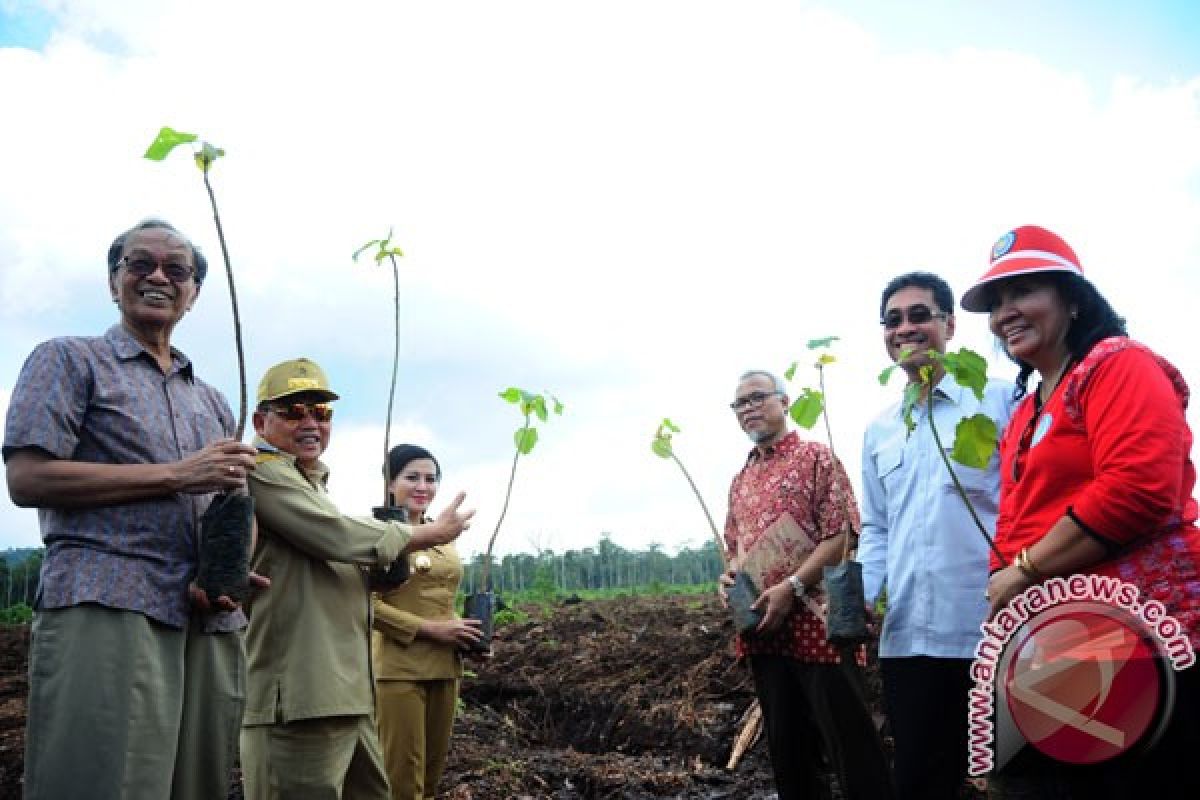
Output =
[
  {"x1": 441, "y1": 594, "x2": 779, "y2": 799},
  {"x1": 0, "y1": 625, "x2": 29, "y2": 799}
]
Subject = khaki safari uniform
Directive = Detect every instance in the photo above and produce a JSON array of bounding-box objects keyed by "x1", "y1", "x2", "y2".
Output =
[
  {"x1": 241, "y1": 442, "x2": 412, "y2": 800},
  {"x1": 373, "y1": 542, "x2": 465, "y2": 800}
]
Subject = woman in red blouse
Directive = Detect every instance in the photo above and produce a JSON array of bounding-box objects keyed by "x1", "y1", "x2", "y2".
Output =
[{"x1": 961, "y1": 224, "x2": 1200, "y2": 797}]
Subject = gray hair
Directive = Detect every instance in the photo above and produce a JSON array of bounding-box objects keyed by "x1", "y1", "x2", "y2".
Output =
[
  {"x1": 737, "y1": 369, "x2": 785, "y2": 393},
  {"x1": 106, "y1": 218, "x2": 209, "y2": 284}
]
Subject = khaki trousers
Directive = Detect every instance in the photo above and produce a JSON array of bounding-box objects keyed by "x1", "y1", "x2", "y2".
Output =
[
  {"x1": 375, "y1": 678, "x2": 459, "y2": 800},
  {"x1": 24, "y1": 604, "x2": 246, "y2": 800},
  {"x1": 241, "y1": 714, "x2": 391, "y2": 800}
]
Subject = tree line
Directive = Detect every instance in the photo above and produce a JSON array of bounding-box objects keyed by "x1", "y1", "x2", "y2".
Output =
[{"x1": 460, "y1": 534, "x2": 724, "y2": 595}]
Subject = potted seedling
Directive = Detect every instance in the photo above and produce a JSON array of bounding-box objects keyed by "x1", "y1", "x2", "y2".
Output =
[
  {"x1": 353, "y1": 230, "x2": 411, "y2": 587},
  {"x1": 650, "y1": 419, "x2": 762, "y2": 630},
  {"x1": 879, "y1": 346, "x2": 1006, "y2": 563},
  {"x1": 782, "y1": 337, "x2": 870, "y2": 645},
  {"x1": 464, "y1": 387, "x2": 563, "y2": 651},
  {"x1": 144, "y1": 126, "x2": 254, "y2": 604}
]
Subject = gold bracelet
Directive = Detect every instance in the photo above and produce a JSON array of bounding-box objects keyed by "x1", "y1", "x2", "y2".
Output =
[{"x1": 1016, "y1": 547, "x2": 1045, "y2": 582}]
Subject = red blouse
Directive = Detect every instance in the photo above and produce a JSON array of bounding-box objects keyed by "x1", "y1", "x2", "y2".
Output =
[{"x1": 994, "y1": 337, "x2": 1200, "y2": 647}]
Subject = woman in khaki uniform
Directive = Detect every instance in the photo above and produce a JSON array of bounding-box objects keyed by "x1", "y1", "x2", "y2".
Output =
[{"x1": 373, "y1": 444, "x2": 483, "y2": 800}]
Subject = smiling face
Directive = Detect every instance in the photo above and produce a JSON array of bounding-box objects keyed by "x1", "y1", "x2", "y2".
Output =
[
  {"x1": 733, "y1": 373, "x2": 789, "y2": 446},
  {"x1": 109, "y1": 227, "x2": 199, "y2": 337},
  {"x1": 252, "y1": 391, "x2": 333, "y2": 470},
  {"x1": 387, "y1": 457, "x2": 440, "y2": 518},
  {"x1": 882, "y1": 286, "x2": 955, "y2": 379},
  {"x1": 987, "y1": 276, "x2": 1075, "y2": 374}
]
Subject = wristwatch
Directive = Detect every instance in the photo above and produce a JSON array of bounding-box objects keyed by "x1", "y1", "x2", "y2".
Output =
[{"x1": 787, "y1": 575, "x2": 806, "y2": 597}]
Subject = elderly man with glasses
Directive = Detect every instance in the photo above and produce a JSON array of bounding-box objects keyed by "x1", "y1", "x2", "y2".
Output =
[
  {"x1": 4, "y1": 218, "x2": 259, "y2": 800},
  {"x1": 856, "y1": 272, "x2": 1015, "y2": 799},
  {"x1": 240, "y1": 357, "x2": 475, "y2": 800},
  {"x1": 720, "y1": 370, "x2": 894, "y2": 800}
]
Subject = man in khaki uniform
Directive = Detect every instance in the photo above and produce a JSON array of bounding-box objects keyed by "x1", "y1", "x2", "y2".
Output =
[{"x1": 241, "y1": 358, "x2": 474, "y2": 800}]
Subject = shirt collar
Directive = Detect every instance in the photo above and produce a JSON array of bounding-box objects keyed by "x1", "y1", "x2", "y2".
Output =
[
  {"x1": 745, "y1": 429, "x2": 799, "y2": 465},
  {"x1": 105, "y1": 324, "x2": 194, "y2": 380},
  {"x1": 891, "y1": 371, "x2": 965, "y2": 420},
  {"x1": 253, "y1": 436, "x2": 330, "y2": 485}
]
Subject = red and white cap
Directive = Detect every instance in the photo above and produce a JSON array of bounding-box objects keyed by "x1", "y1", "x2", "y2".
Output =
[{"x1": 960, "y1": 225, "x2": 1084, "y2": 312}]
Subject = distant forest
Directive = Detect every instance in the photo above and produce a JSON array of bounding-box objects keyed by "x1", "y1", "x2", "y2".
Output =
[
  {"x1": 460, "y1": 535, "x2": 724, "y2": 595},
  {"x1": 0, "y1": 535, "x2": 727, "y2": 613}
]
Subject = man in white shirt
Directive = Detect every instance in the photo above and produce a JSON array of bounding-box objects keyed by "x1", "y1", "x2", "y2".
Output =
[{"x1": 857, "y1": 272, "x2": 1015, "y2": 800}]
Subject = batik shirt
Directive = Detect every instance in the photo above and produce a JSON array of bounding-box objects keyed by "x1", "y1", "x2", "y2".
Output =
[
  {"x1": 725, "y1": 430, "x2": 861, "y2": 664},
  {"x1": 3, "y1": 324, "x2": 242, "y2": 631}
]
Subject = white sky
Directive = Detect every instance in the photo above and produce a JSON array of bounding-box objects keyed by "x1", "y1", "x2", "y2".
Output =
[{"x1": 2, "y1": 1, "x2": 1199, "y2": 559}]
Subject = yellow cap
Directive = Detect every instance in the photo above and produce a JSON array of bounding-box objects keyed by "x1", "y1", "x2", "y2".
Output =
[{"x1": 256, "y1": 358, "x2": 340, "y2": 405}]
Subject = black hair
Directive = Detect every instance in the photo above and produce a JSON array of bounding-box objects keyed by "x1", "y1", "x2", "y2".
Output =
[
  {"x1": 107, "y1": 218, "x2": 209, "y2": 284},
  {"x1": 999, "y1": 272, "x2": 1127, "y2": 398},
  {"x1": 880, "y1": 271, "x2": 955, "y2": 319},
  {"x1": 385, "y1": 444, "x2": 442, "y2": 482}
]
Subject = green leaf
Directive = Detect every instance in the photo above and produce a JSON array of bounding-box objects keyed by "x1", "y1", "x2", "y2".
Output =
[
  {"x1": 651, "y1": 437, "x2": 673, "y2": 459},
  {"x1": 661, "y1": 417, "x2": 680, "y2": 433},
  {"x1": 193, "y1": 141, "x2": 224, "y2": 172},
  {"x1": 143, "y1": 126, "x2": 197, "y2": 160},
  {"x1": 878, "y1": 364, "x2": 901, "y2": 386},
  {"x1": 352, "y1": 239, "x2": 383, "y2": 262},
  {"x1": 901, "y1": 382, "x2": 921, "y2": 435},
  {"x1": 784, "y1": 361, "x2": 799, "y2": 382},
  {"x1": 951, "y1": 413, "x2": 999, "y2": 469},
  {"x1": 548, "y1": 393, "x2": 564, "y2": 415},
  {"x1": 816, "y1": 353, "x2": 837, "y2": 366},
  {"x1": 515, "y1": 426, "x2": 539, "y2": 455},
  {"x1": 941, "y1": 347, "x2": 989, "y2": 402},
  {"x1": 788, "y1": 388, "x2": 824, "y2": 430},
  {"x1": 499, "y1": 387, "x2": 522, "y2": 404},
  {"x1": 807, "y1": 336, "x2": 839, "y2": 350},
  {"x1": 532, "y1": 395, "x2": 549, "y2": 423}
]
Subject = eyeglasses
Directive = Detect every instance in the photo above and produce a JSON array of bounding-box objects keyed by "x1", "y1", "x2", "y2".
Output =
[
  {"x1": 881, "y1": 305, "x2": 948, "y2": 330},
  {"x1": 117, "y1": 255, "x2": 195, "y2": 283},
  {"x1": 730, "y1": 390, "x2": 783, "y2": 412},
  {"x1": 268, "y1": 402, "x2": 335, "y2": 422}
]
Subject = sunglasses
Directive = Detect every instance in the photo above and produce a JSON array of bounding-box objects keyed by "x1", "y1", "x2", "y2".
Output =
[
  {"x1": 881, "y1": 305, "x2": 948, "y2": 330},
  {"x1": 117, "y1": 255, "x2": 195, "y2": 284},
  {"x1": 268, "y1": 402, "x2": 335, "y2": 422}
]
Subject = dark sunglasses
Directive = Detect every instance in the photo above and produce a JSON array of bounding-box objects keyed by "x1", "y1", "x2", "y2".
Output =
[
  {"x1": 268, "y1": 402, "x2": 335, "y2": 422},
  {"x1": 881, "y1": 305, "x2": 948, "y2": 330},
  {"x1": 117, "y1": 255, "x2": 195, "y2": 284}
]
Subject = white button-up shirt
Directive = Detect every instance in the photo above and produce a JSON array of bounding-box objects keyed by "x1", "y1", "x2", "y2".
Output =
[{"x1": 857, "y1": 373, "x2": 1016, "y2": 659}]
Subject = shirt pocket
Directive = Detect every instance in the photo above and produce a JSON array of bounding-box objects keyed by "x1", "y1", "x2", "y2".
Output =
[
  {"x1": 939, "y1": 447, "x2": 997, "y2": 502},
  {"x1": 874, "y1": 446, "x2": 905, "y2": 497}
]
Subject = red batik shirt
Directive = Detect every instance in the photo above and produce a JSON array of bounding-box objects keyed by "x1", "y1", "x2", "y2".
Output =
[
  {"x1": 725, "y1": 430, "x2": 863, "y2": 664},
  {"x1": 994, "y1": 338, "x2": 1200, "y2": 649}
]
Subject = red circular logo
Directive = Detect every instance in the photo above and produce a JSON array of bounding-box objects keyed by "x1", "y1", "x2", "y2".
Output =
[{"x1": 1003, "y1": 603, "x2": 1166, "y2": 764}]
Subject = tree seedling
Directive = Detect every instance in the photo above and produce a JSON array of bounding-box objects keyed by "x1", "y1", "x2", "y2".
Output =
[
  {"x1": 144, "y1": 125, "x2": 254, "y2": 603},
  {"x1": 878, "y1": 346, "x2": 1006, "y2": 565},
  {"x1": 650, "y1": 418, "x2": 749, "y2": 628},
  {"x1": 353, "y1": 229, "x2": 406, "y2": 508},
  {"x1": 651, "y1": 418, "x2": 725, "y2": 562},
  {"x1": 464, "y1": 387, "x2": 563, "y2": 651},
  {"x1": 785, "y1": 337, "x2": 869, "y2": 645}
]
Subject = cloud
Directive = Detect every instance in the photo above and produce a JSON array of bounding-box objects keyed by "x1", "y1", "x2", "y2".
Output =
[{"x1": 2, "y1": 2, "x2": 1198, "y2": 557}]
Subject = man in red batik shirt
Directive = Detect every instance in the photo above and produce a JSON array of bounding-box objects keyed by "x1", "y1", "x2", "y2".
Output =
[{"x1": 720, "y1": 370, "x2": 894, "y2": 800}]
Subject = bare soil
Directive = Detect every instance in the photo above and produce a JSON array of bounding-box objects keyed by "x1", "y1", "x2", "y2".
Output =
[{"x1": 0, "y1": 595, "x2": 988, "y2": 799}]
